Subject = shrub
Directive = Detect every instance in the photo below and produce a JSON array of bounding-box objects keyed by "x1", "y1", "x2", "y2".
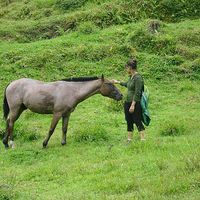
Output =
[
  {"x1": 156, "y1": 0, "x2": 200, "y2": 21},
  {"x1": 164, "y1": 55, "x2": 184, "y2": 66},
  {"x1": 0, "y1": 51, "x2": 22, "y2": 64},
  {"x1": 178, "y1": 29, "x2": 200, "y2": 46},
  {"x1": 177, "y1": 80, "x2": 196, "y2": 93},
  {"x1": 184, "y1": 154, "x2": 200, "y2": 173},
  {"x1": 117, "y1": 0, "x2": 200, "y2": 22},
  {"x1": 1, "y1": 0, "x2": 200, "y2": 42},
  {"x1": 106, "y1": 99, "x2": 124, "y2": 112},
  {"x1": 159, "y1": 119, "x2": 186, "y2": 136},
  {"x1": 0, "y1": 0, "x2": 12, "y2": 6},
  {"x1": 0, "y1": 128, "x2": 5, "y2": 140},
  {"x1": 178, "y1": 59, "x2": 200, "y2": 79},
  {"x1": 176, "y1": 45, "x2": 200, "y2": 61},
  {"x1": 13, "y1": 124, "x2": 41, "y2": 142},
  {"x1": 56, "y1": 0, "x2": 88, "y2": 11},
  {"x1": 24, "y1": 132, "x2": 41, "y2": 142},
  {"x1": 0, "y1": 190, "x2": 15, "y2": 200},
  {"x1": 73, "y1": 123, "x2": 110, "y2": 143},
  {"x1": 77, "y1": 21, "x2": 98, "y2": 34},
  {"x1": 127, "y1": 24, "x2": 176, "y2": 55},
  {"x1": 190, "y1": 59, "x2": 200, "y2": 73},
  {"x1": 17, "y1": 6, "x2": 31, "y2": 19}
]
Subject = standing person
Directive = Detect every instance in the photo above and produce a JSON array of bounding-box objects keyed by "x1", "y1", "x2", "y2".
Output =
[{"x1": 112, "y1": 58, "x2": 145, "y2": 142}]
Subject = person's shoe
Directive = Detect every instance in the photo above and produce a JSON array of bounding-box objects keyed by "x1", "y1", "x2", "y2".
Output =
[{"x1": 126, "y1": 139, "x2": 132, "y2": 145}]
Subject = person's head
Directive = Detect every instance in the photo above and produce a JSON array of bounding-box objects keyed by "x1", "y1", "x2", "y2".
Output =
[{"x1": 125, "y1": 59, "x2": 137, "y2": 75}]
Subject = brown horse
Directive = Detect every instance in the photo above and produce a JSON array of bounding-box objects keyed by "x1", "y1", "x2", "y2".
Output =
[{"x1": 3, "y1": 75, "x2": 122, "y2": 149}]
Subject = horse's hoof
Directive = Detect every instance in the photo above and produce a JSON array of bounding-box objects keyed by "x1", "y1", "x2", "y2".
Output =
[
  {"x1": 9, "y1": 140, "x2": 15, "y2": 149},
  {"x1": 42, "y1": 141, "x2": 47, "y2": 148},
  {"x1": 2, "y1": 139, "x2": 9, "y2": 149},
  {"x1": 61, "y1": 141, "x2": 66, "y2": 145},
  {"x1": 4, "y1": 143, "x2": 9, "y2": 149}
]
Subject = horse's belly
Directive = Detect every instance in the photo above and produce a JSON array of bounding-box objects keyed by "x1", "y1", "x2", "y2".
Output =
[
  {"x1": 24, "y1": 100, "x2": 54, "y2": 114},
  {"x1": 23, "y1": 90, "x2": 55, "y2": 114},
  {"x1": 28, "y1": 106, "x2": 53, "y2": 114}
]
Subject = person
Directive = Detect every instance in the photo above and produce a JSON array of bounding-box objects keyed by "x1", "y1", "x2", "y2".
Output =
[{"x1": 112, "y1": 58, "x2": 145, "y2": 142}]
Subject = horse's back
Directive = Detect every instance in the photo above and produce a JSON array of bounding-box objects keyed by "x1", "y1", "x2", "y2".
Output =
[
  {"x1": 5, "y1": 78, "x2": 78, "y2": 114},
  {"x1": 8, "y1": 78, "x2": 42, "y2": 88},
  {"x1": 6, "y1": 78, "x2": 44, "y2": 104}
]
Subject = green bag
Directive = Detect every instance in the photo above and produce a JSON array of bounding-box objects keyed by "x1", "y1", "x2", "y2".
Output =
[{"x1": 140, "y1": 86, "x2": 151, "y2": 126}]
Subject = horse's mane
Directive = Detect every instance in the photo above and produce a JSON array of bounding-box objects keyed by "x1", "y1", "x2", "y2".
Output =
[{"x1": 62, "y1": 76, "x2": 99, "y2": 82}]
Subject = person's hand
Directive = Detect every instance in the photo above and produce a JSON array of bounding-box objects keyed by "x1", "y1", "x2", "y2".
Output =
[
  {"x1": 129, "y1": 105, "x2": 135, "y2": 113},
  {"x1": 111, "y1": 79, "x2": 120, "y2": 84}
]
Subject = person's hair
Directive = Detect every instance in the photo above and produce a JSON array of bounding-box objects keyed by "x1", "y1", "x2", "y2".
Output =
[{"x1": 125, "y1": 59, "x2": 137, "y2": 69}]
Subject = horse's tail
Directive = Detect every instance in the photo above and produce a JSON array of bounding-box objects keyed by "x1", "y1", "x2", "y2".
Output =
[{"x1": 3, "y1": 87, "x2": 9, "y2": 120}]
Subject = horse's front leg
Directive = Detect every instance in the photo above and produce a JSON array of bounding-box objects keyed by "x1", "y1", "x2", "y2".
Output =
[
  {"x1": 43, "y1": 112, "x2": 62, "y2": 148},
  {"x1": 61, "y1": 113, "x2": 71, "y2": 145}
]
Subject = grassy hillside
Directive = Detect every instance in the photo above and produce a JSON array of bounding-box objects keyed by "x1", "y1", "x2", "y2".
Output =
[{"x1": 0, "y1": 0, "x2": 200, "y2": 199}]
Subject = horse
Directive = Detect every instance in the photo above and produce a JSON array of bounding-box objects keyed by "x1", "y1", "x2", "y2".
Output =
[{"x1": 2, "y1": 75, "x2": 123, "y2": 149}]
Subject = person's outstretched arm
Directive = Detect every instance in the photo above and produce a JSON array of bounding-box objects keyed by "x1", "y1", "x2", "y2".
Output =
[{"x1": 111, "y1": 79, "x2": 127, "y2": 87}]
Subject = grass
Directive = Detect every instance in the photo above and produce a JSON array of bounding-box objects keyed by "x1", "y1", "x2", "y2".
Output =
[
  {"x1": 0, "y1": 80, "x2": 200, "y2": 199},
  {"x1": 0, "y1": 0, "x2": 200, "y2": 199}
]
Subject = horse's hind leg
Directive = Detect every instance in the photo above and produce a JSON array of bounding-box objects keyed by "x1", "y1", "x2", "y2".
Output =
[
  {"x1": 3, "y1": 105, "x2": 26, "y2": 149},
  {"x1": 3, "y1": 113, "x2": 17, "y2": 149},
  {"x1": 3, "y1": 119, "x2": 10, "y2": 148},
  {"x1": 43, "y1": 112, "x2": 62, "y2": 148}
]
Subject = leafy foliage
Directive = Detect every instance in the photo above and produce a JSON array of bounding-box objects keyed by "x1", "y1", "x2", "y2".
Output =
[
  {"x1": 73, "y1": 123, "x2": 110, "y2": 143},
  {"x1": 56, "y1": 0, "x2": 88, "y2": 11}
]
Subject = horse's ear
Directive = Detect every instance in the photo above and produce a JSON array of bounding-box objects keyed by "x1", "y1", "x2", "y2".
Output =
[{"x1": 101, "y1": 74, "x2": 104, "y2": 81}]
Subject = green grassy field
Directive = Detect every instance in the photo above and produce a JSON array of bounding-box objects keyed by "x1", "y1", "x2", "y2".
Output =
[{"x1": 0, "y1": 0, "x2": 200, "y2": 199}]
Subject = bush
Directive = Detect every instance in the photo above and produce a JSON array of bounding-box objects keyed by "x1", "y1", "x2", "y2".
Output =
[
  {"x1": 127, "y1": 24, "x2": 176, "y2": 55},
  {"x1": 77, "y1": 21, "x2": 98, "y2": 34},
  {"x1": 184, "y1": 154, "x2": 200, "y2": 173},
  {"x1": 156, "y1": 0, "x2": 200, "y2": 21},
  {"x1": 13, "y1": 124, "x2": 41, "y2": 142},
  {"x1": 178, "y1": 80, "x2": 195, "y2": 92},
  {"x1": 0, "y1": 190, "x2": 15, "y2": 200},
  {"x1": 0, "y1": 0, "x2": 12, "y2": 6},
  {"x1": 116, "y1": 0, "x2": 200, "y2": 22},
  {"x1": 176, "y1": 45, "x2": 200, "y2": 61},
  {"x1": 17, "y1": 6, "x2": 31, "y2": 19},
  {"x1": 178, "y1": 29, "x2": 200, "y2": 46},
  {"x1": 159, "y1": 119, "x2": 186, "y2": 136},
  {"x1": 164, "y1": 55, "x2": 184, "y2": 66},
  {"x1": 106, "y1": 99, "x2": 124, "y2": 112},
  {"x1": 0, "y1": 128, "x2": 5, "y2": 140},
  {"x1": 178, "y1": 59, "x2": 200, "y2": 79},
  {"x1": 56, "y1": 0, "x2": 88, "y2": 11},
  {"x1": 73, "y1": 124, "x2": 110, "y2": 143}
]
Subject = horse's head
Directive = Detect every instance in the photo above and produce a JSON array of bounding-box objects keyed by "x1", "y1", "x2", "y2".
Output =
[{"x1": 99, "y1": 75, "x2": 123, "y2": 101}]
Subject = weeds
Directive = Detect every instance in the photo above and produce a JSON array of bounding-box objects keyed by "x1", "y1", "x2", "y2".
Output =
[
  {"x1": 159, "y1": 119, "x2": 186, "y2": 137},
  {"x1": 184, "y1": 154, "x2": 200, "y2": 173},
  {"x1": 73, "y1": 123, "x2": 110, "y2": 143},
  {"x1": 56, "y1": 0, "x2": 88, "y2": 11},
  {"x1": 77, "y1": 21, "x2": 98, "y2": 34},
  {"x1": 13, "y1": 124, "x2": 41, "y2": 142},
  {"x1": 106, "y1": 99, "x2": 124, "y2": 112}
]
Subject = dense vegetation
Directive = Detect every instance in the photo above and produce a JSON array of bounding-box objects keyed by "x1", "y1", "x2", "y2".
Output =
[{"x1": 0, "y1": 0, "x2": 200, "y2": 199}]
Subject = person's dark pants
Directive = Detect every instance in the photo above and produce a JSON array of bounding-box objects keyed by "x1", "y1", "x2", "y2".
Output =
[{"x1": 124, "y1": 101, "x2": 145, "y2": 132}]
